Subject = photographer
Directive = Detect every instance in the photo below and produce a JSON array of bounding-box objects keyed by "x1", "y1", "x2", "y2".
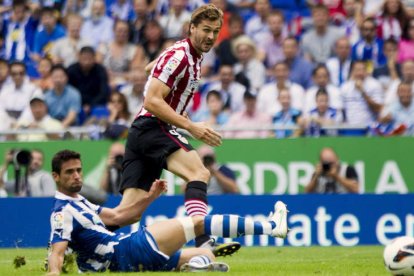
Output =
[
  {"x1": 305, "y1": 147, "x2": 359, "y2": 194},
  {"x1": 100, "y1": 142, "x2": 125, "y2": 195},
  {"x1": 197, "y1": 145, "x2": 239, "y2": 195},
  {"x1": 0, "y1": 149, "x2": 55, "y2": 197}
]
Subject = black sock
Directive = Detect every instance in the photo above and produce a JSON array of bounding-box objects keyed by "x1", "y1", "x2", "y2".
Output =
[
  {"x1": 185, "y1": 181, "x2": 210, "y2": 247},
  {"x1": 184, "y1": 181, "x2": 208, "y2": 216},
  {"x1": 195, "y1": 234, "x2": 211, "y2": 247}
]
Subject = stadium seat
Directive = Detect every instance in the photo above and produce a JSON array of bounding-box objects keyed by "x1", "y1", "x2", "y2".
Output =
[{"x1": 90, "y1": 106, "x2": 110, "y2": 119}]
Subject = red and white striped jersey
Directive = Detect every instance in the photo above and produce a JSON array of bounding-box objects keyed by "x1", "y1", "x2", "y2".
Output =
[{"x1": 137, "y1": 38, "x2": 203, "y2": 117}]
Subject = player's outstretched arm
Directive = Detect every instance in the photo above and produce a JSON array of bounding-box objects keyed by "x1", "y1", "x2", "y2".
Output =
[
  {"x1": 99, "y1": 179, "x2": 167, "y2": 227},
  {"x1": 47, "y1": 241, "x2": 68, "y2": 276}
]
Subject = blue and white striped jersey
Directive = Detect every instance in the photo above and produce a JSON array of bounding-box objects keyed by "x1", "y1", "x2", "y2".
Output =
[{"x1": 49, "y1": 191, "x2": 119, "y2": 272}]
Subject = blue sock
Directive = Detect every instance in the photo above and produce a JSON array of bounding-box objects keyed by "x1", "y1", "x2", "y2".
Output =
[{"x1": 204, "y1": 215, "x2": 276, "y2": 238}]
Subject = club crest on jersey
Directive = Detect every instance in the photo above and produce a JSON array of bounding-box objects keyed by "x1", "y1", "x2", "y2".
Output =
[
  {"x1": 165, "y1": 57, "x2": 180, "y2": 74},
  {"x1": 169, "y1": 129, "x2": 189, "y2": 144},
  {"x1": 53, "y1": 212, "x2": 64, "y2": 229}
]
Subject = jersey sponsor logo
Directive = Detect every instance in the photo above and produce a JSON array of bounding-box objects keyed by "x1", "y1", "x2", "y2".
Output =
[
  {"x1": 189, "y1": 78, "x2": 199, "y2": 91},
  {"x1": 164, "y1": 57, "x2": 180, "y2": 74},
  {"x1": 53, "y1": 212, "x2": 64, "y2": 229},
  {"x1": 169, "y1": 129, "x2": 189, "y2": 144}
]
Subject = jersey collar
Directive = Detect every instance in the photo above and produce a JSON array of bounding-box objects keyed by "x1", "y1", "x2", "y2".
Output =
[
  {"x1": 55, "y1": 191, "x2": 85, "y2": 201},
  {"x1": 187, "y1": 38, "x2": 202, "y2": 58}
]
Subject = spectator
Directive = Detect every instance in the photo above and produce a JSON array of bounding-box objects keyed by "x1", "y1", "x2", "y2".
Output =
[
  {"x1": 244, "y1": 0, "x2": 271, "y2": 44},
  {"x1": 201, "y1": 64, "x2": 246, "y2": 113},
  {"x1": 373, "y1": 38, "x2": 401, "y2": 91},
  {"x1": 32, "y1": 56, "x2": 53, "y2": 92},
  {"x1": 80, "y1": 0, "x2": 114, "y2": 48},
  {"x1": 0, "y1": 149, "x2": 56, "y2": 197},
  {"x1": 341, "y1": 60, "x2": 384, "y2": 127},
  {"x1": 45, "y1": 64, "x2": 81, "y2": 127},
  {"x1": 385, "y1": 59, "x2": 414, "y2": 105},
  {"x1": 103, "y1": 91, "x2": 132, "y2": 139},
  {"x1": 141, "y1": 19, "x2": 165, "y2": 62},
  {"x1": 301, "y1": 4, "x2": 344, "y2": 63},
  {"x1": 61, "y1": 0, "x2": 92, "y2": 18},
  {"x1": 0, "y1": 58, "x2": 11, "y2": 90},
  {"x1": 100, "y1": 142, "x2": 125, "y2": 195},
  {"x1": 192, "y1": 90, "x2": 230, "y2": 126},
  {"x1": 340, "y1": 0, "x2": 363, "y2": 44},
  {"x1": 196, "y1": 145, "x2": 239, "y2": 195},
  {"x1": 305, "y1": 147, "x2": 359, "y2": 194},
  {"x1": 26, "y1": 149, "x2": 56, "y2": 196},
  {"x1": 129, "y1": 0, "x2": 154, "y2": 44},
  {"x1": 256, "y1": 10, "x2": 287, "y2": 70},
  {"x1": 32, "y1": 7, "x2": 66, "y2": 63},
  {"x1": 50, "y1": 13, "x2": 93, "y2": 68},
  {"x1": 398, "y1": 17, "x2": 414, "y2": 63},
  {"x1": 215, "y1": 12, "x2": 244, "y2": 67},
  {"x1": 305, "y1": 64, "x2": 343, "y2": 113},
  {"x1": 210, "y1": 0, "x2": 237, "y2": 45},
  {"x1": 363, "y1": 0, "x2": 385, "y2": 16},
  {"x1": 119, "y1": 68, "x2": 146, "y2": 115},
  {"x1": 97, "y1": 20, "x2": 146, "y2": 89},
  {"x1": 282, "y1": 36, "x2": 313, "y2": 89},
  {"x1": 257, "y1": 61, "x2": 305, "y2": 116},
  {"x1": 0, "y1": 61, "x2": 41, "y2": 120},
  {"x1": 326, "y1": 37, "x2": 352, "y2": 87},
  {"x1": 159, "y1": 0, "x2": 191, "y2": 39},
  {"x1": 376, "y1": 0, "x2": 409, "y2": 41},
  {"x1": 352, "y1": 18, "x2": 386, "y2": 71},
  {"x1": 108, "y1": 0, "x2": 135, "y2": 21},
  {"x1": 232, "y1": 35, "x2": 266, "y2": 92},
  {"x1": 272, "y1": 89, "x2": 302, "y2": 138},
  {"x1": 380, "y1": 81, "x2": 414, "y2": 135},
  {"x1": 224, "y1": 90, "x2": 272, "y2": 138},
  {"x1": 299, "y1": 88, "x2": 344, "y2": 137},
  {"x1": 14, "y1": 91, "x2": 63, "y2": 141},
  {"x1": 402, "y1": 0, "x2": 414, "y2": 17},
  {"x1": 67, "y1": 46, "x2": 110, "y2": 118},
  {"x1": 1, "y1": 0, "x2": 39, "y2": 76}
]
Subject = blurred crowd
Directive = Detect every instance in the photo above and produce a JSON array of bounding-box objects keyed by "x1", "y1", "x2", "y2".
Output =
[{"x1": 0, "y1": 0, "x2": 413, "y2": 140}]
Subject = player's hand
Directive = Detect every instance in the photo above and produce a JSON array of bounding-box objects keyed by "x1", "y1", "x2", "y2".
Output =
[
  {"x1": 188, "y1": 122, "x2": 222, "y2": 147},
  {"x1": 148, "y1": 179, "x2": 167, "y2": 200}
]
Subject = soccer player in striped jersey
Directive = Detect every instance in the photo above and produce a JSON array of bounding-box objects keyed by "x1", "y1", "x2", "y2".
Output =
[
  {"x1": 114, "y1": 4, "x2": 240, "y2": 256},
  {"x1": 47, "y1": 150, "x2": 288, "y2": 275}
]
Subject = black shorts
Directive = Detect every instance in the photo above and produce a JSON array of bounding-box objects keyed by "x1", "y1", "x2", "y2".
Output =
[{"x1": 119, "y1": 117, "x2": 193, "y2": 193}]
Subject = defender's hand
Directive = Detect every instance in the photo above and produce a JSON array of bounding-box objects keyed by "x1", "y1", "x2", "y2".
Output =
[{"x1": 148, "y1": 179, "x2": 167, "y2": 200}]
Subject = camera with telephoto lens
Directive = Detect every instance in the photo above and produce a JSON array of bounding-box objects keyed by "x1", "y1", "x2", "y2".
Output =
[
  {"x1": 202, "y1": 155, "x2": 215, "y2": 167},
  {"x1": 9, "y1": 149, "x2": 32, "y2": 168},
  {"x1": 113, "y1": 154, "x2": 124, "y2": 170},
  {"x1": 322, "y1": 162, "x2": 332, "y2": 174}
]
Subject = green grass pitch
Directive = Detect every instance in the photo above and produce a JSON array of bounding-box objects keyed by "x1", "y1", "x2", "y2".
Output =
[{"x1": 0, "y1": 246, "x2": 388, "y2": 275}]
